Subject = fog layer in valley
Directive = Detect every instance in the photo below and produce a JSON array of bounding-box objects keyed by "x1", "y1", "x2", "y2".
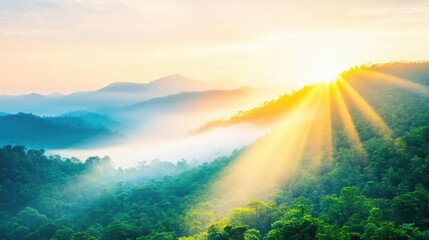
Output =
[{"x1": 50, "y1": 122, "x2": 268, "y2": 168}]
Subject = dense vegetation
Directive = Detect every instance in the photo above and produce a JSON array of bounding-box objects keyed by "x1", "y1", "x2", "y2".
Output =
[
  {"x1": 0, "y1": 62, "x2": 428, "y2": 239},
  {"x1": 0, "y1": 145, "x2": 235, "y2": 239},
  {"x1": 0, "y1": 113, "x2": 119, "y2": 148}
]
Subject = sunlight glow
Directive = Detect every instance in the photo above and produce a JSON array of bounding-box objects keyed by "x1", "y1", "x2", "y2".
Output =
[
  {"x1": 313, "y1": 63, "x2": 345, "y2": 83},
  {"x1": 200, "y1": 67, "x2": 426, "y2": 218}
]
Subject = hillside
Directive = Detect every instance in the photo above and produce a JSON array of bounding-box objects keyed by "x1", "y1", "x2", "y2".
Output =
[
  {"x1": 195, "y1": 62, "x2": 429, "y2": 135},
  {"x1": 104, "y1": 87, "x2": 281, "y2": 133},
  {"x1": 116, "y1": 88, "x2": 272, "y2": 117},
  {"x1": 62, "y1": 111, "x2": 121, "y2": 130},
  {"x1": 0, "y1": 113, "x2": 119, "y2": 149}
]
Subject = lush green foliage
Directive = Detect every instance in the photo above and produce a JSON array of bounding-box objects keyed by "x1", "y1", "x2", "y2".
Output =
[{"x1": 0, "y1": 145, "x2": 238, "y2": 239}]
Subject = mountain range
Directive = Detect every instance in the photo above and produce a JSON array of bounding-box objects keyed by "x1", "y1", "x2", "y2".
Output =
[{"x1": 0, "y1": 75, "x2": 246, "y2": 116}]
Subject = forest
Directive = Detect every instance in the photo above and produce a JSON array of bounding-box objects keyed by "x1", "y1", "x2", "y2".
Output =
[
  {"x1": 0, "y1": 62, "x2": 429, "y2": 239},
  {"x1": 0, "y1": 113, "x2": 119, "y2": 148}
]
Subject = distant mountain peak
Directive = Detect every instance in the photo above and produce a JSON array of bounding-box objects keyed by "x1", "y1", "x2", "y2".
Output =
[
  {"x1": 25, "y1": 93, "x2": 43, "y2": 97},
  {"x1": 106, "y1": 82, "x2": 138, "y2": 87},
  {"x1": 148, "y1": 74, "x2": 198, "y2": 85},
  {"x1": 99, "y1": 74, "x2": 198, "y2": 92},
  {"x1": 156, "y1": 74, "x2": 191, "y2": 80},
  {"x1": 99, "y1": 82, "x2": 141, "y2": 92},
  {"x1": 22, "y1": 93, "x2": 46, "y2": 99}
]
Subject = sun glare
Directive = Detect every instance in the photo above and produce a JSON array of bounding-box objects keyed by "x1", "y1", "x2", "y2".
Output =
[{"x1": 312, "y1": 62, "x2": 345, "y2": 83}]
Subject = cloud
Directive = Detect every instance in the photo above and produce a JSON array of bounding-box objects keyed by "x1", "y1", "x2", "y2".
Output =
[
  {"x1": 1, "y1": 0, "x2": 428, "y2": 43},
  {"x1": 347, "y1": 1, "x2": 429, "y2": 28},
  {"x1": 0, "y1": 1, "x2": 52, "y2": 11}
]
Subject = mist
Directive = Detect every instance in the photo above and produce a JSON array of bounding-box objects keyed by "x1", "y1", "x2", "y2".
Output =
[
  {"x1": 50, "y1": 120, "x2": 268, "y2": 169},
  {"x1": 45, "y1": 84, "x2": 284, "y2": 168}
]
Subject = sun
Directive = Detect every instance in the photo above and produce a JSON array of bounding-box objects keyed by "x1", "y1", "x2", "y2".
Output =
[{"x1": 313, "y1": 61, "x2": 346, "y2": 83}]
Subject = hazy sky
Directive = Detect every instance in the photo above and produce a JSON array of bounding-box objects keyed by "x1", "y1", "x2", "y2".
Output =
[{"x1": 1, "y1": 0, "x2": 429, "y2": 94}]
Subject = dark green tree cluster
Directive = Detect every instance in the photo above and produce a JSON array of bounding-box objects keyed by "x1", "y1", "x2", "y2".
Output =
[{"x1": 0, "y1": 113, "x2": 120, "y2": 148}]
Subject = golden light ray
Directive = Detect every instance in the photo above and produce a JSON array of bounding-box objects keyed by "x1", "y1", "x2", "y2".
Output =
[
  {"x1": 337, "y1": 78, "x2": 393, "y2": 137},
  {"x1": 281, "y1": 84, "x2": 334, "y2": 167},
  {"x1": 306, "y1": 83, "x2": 334, "y2": 166},
  {"x1": 330, "y1": 81, "x2": 367, "y2": 161},
  {"x1": 292, "y1": 83, "x2": 334, "y2": 168},
  {"x1": 208, "y1": 84, "x2": 331, "y2": 213},
  {"x1": 322, "y1": 84, "x2": 334, "y2": 162},
  {"x1": 359, "y1": 69, "x2": 429, "y2": 95}
]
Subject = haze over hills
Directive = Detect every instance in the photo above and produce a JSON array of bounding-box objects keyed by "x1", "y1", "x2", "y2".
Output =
[
  {"x1": 65, "y1": 74, "x2": 247, "y2": 110},
  {"x1": 98, "y1": 74, "x2": 244, "y2": 93},
  {"x1": 0, "y1": 75, "x2": 249, "y2": 116},
  {"x1": 62, "y1": 111, "x2": 121, "y2": 130},
  {"x1": 0, "y1": 75, "x2": 283, "y2": 154},
  {"x1": 111, "y1": 87, "x2": 281, "y2": 126}
]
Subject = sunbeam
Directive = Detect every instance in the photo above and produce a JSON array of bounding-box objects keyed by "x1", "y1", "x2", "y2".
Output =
[
  {"x1": 331, "y1": 80, "x2": 367, "y2": 161},
  {"x1": 337, "y1": 77, "x2": 393, "y2": 137},
  {"x1": 356, "y1": 69, "x2": 429, "y2": 96},
  {"x1": 208, "y1": 84, "x2": 334, "y2": 213}
]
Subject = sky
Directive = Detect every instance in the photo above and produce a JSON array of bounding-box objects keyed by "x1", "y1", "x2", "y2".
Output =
[{"x1": 1, "y1": 0, "x2": 429, "y2": 94}]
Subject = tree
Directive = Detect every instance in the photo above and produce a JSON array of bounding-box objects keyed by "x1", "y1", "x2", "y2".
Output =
[
  {"x1": 101, "y1": 222, "x2": 138, "y2": 240},
  {"x1": 16, "y1": 207, "x2": 48, "y2": 229},
  {"x1": 265, "y1": 215, "x2": 319, "y2": 240},
  {"x1": 207, "y1": 225, "x2": 247, "y2": 240},
  {"x1": 392, "y1": 186, "x2": 429, "y2": 229},
  {"x1": 321, "y1": 186, "x2": 373, "y2": 232},
  {"x1": 371, "y1": 222, "x2": 408, "y2": 240}
]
